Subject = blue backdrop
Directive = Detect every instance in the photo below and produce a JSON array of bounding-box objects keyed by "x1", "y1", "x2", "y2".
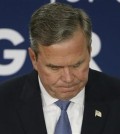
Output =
[{"x1": 0, "y1": 0, "x2": 120, "y2": 83}]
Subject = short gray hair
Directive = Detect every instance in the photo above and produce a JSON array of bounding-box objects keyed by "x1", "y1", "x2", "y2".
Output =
[{"x1": 29, "y1": 2, "x2": 92, "y2": 56}]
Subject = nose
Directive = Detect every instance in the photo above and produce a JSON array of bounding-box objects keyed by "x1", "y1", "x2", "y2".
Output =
[{"x1": 61, "y1": 67, "x2": 74, "y2": 83}]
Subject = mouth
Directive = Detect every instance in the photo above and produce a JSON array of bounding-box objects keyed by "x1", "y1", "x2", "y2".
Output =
[
  {"x1": 58, "y1": 84, "x2": 78, "y2": 93},
  {"x1": 60, "y1": 82, "x2": 79, "y2": 88}
]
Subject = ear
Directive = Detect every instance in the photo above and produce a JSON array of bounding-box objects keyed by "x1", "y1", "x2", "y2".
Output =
[
  {"x1": 88, "y1": 45, "x2": 92, "y2": 62},
  {"x1": 28, "y1": 47, "x2": 38, "y2": 70},
  {"x1": 90, "y1": 45, "x2": 92, "y2": 54},
  {"x1": 89, "y1": 46, "x2": 92, "y2": 61}
]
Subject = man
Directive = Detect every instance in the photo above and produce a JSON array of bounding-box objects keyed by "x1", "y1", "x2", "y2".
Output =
[{"x1": 0, "y1": 2, "x2": 120, "y2": 134}]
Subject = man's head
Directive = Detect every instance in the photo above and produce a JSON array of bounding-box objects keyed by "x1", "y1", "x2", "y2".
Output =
[
  {"x1": 29, "y1": 2, "x2": 92, "y2": 57},
  {"x1": 29, "y1": 3, "x2": 92, "y2": 100}
]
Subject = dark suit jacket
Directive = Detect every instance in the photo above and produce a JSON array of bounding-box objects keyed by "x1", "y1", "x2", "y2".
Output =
[{"x1": 0, "y1": 69, "x2": 120, "y2": 134}]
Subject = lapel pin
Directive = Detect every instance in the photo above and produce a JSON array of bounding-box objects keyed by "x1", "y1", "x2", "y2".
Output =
[{"x1": 95, "y1": 110, "x2": 102, "y2": 117}]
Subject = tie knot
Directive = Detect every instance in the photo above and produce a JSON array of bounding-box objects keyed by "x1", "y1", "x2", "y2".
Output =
[{"x1": 55, "y1": 100, "x2": 71, "y2": 111}]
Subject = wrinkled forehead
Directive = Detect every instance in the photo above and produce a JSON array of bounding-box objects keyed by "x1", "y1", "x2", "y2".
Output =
[{"x1": 37, "y1": 30, "x2": 90, "y2": 65}]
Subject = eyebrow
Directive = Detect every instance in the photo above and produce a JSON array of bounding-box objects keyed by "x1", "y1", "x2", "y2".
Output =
[
  {"x1": 46, "y1": 64, "x2": 63, "y2": 68},
  {"x1": 71, "y1": 60, "x2": 84, "y2": 67},
  {"x1": 46, "y1": 59, "x2": 84, "y2": 68}
]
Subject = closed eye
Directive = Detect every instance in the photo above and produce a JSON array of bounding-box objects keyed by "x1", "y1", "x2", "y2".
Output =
[
  {"x1": 46, "y1": 64, "x2": 63, "y2": 70},
  {"x1": 72, "y1": 60, "x2": 84, "y2": 68}
]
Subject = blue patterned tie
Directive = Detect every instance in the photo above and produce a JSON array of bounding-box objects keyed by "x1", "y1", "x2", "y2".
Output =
[{"x1": 54, "y1": 100, "x2": 72, "y2": 134}]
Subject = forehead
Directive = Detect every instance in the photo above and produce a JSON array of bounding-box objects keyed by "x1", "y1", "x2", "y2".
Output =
[{"x1": 38, "y1": 30, "x2": 88, "y2": 65}]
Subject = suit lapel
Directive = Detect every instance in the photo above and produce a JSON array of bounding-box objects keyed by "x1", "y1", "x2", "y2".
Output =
[
  {"x1": 81, "y1": 102, "x2": 109, "y2": 134},
  {"x1": 81, "y1": 69, "x2": 109, "y2": 134},
  {"x1": 16, "y1": 70, "x2": 47, "y2": 134}
]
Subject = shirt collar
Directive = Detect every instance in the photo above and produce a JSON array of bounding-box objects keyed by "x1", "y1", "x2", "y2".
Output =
[{"x1": 38, "y1": 76, "x2": 85, "y2": 107}]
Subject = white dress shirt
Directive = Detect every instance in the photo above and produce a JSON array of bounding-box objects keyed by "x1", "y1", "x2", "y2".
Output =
[{"x1": 38, "y1": 77, "x2": 85, "y2": 134}]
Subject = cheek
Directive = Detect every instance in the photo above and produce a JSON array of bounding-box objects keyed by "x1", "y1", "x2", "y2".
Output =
[
  {"x1": 37, "y1": 65, "x2": 60, "y2": 85},
  {"x1": 75, "y1": 65, "x2": 89, "y2": 81}
]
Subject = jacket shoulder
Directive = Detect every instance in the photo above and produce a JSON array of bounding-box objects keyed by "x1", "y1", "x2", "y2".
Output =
[
  {"x1": 0, "y1": 70, "x2": 38, "y2": 101},
  {"x1": 87, "y1": 69, "x2": 120, "y2": 102}
]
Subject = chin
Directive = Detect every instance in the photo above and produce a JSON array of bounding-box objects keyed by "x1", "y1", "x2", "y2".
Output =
[{"x1": 57, "y1": 92, "x2": 77, "y2": 100}]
